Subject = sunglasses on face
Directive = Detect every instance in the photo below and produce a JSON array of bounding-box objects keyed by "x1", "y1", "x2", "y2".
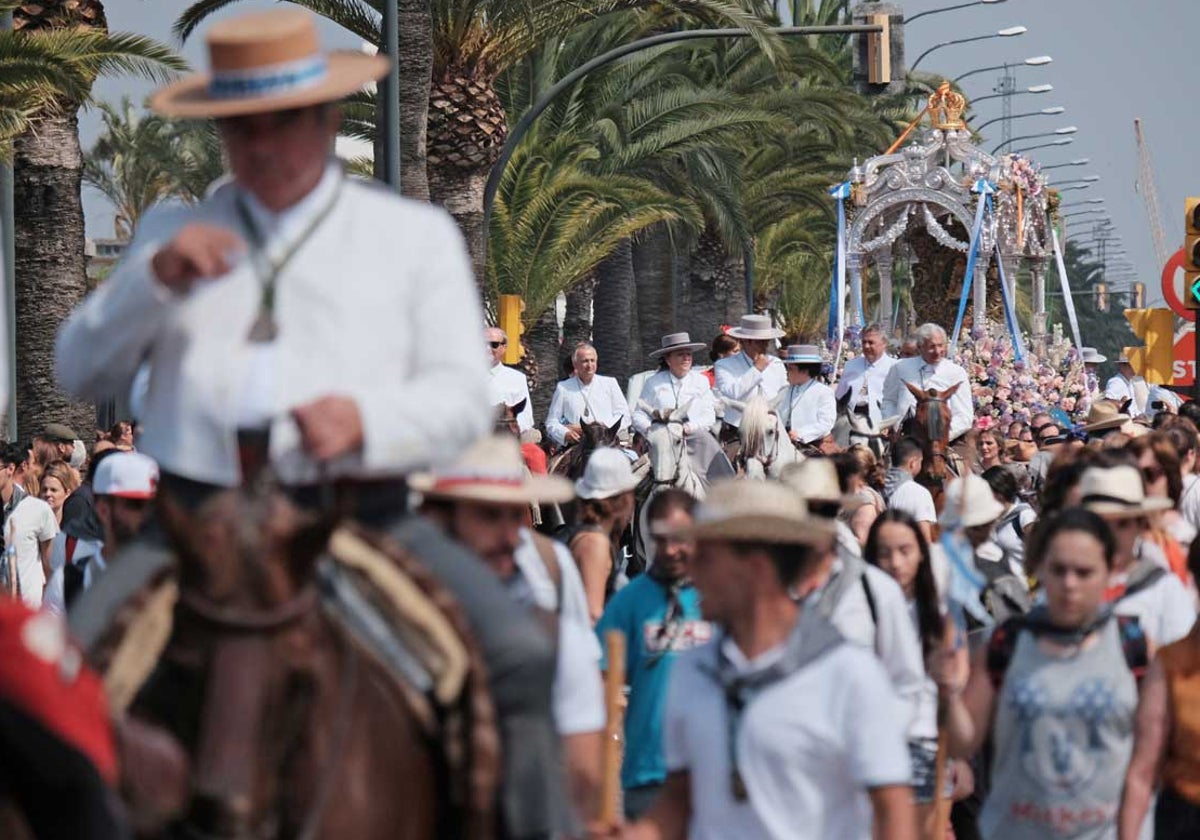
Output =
[
  {"x1": 488, "y1": 341, "x2": 507, "y2": 349},
  {"x1": 1141, "y1": 464, "x2": 1165, "y2": 484}
]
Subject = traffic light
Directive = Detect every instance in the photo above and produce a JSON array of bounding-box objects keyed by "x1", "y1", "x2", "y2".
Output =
[
  {"x1": 1095, "y1": 283, "x2": 1108, "y2": 313},
  {"x1": 1186, "y1": 198, "x2": 1200, "y2": 310},
  {"x1": 1123, "y1": 307, "x2": 1175, "y2": 384},
  {"x1": 1132, "y1": 282, "x2": 1145, "y2": 309},
  {"x1": 497, "y1": 294, "x2": 525, "y2": 365}
]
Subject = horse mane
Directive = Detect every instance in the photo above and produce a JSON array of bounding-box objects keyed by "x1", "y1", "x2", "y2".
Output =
[{"x1": 740, "y1": 396, "x2": 772, "y2": 457}]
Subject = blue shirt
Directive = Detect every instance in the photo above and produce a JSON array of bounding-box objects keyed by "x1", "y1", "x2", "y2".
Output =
[{"x1": 596, "y1": 574, "x2": 711, "y2": 789}]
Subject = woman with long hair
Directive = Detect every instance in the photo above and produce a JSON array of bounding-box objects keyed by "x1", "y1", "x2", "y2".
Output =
[
  {"x1": 865, "y1": 509, "x2": 967, "y2": 836},
  {"x1": 934, "y1": 508, "x2": 1151, "y2": 840},
  {"x1": 39, "y1": 461, "x2": 78, "y2": 527},
  {"x1": 1128, "y1": 432, "x2": 1194, "y2": 550}
]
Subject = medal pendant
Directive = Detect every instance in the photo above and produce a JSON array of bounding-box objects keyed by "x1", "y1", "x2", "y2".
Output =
[
  {"x1": 247, "y1": 310, "x2": 278, "y2": 343},
  {"x1": 731, "y1": 770, "x2": 748, "y2": 801}
]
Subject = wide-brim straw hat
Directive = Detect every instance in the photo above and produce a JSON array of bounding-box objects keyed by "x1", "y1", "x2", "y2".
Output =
[
  {"x1": 150, "y1": 9, "x2": 389, "y2": 119},
  {"x1": 1080, "y1": 347, "x2": 1107, "y2": 365},
  {"x1": 672, "y1": 479, "x2": 835, "y2": 545},
  {"x1": 727, "y1": 314, "x2": 785, "y2": 341},
  {"x1": 575, "y1": 448, "x2": 641, "y2": 500},
  {"x1": 782, "y1": 344, "x2": 823, "y2": 365},
  {"x1": 410, "y1": 435, "x2": 573, "y2": 505},
  {"x1": 1082, "y1": 400, "x2": 1130, "y2": 433},
  {"x1": 938, "y1": 474, "x2": 1006, "y2": 529},
  {"x1": 778, "y1": 459, "x2": 859, "y2": 509},
  {"x1": 1078, "y1": 465, "x2": 1173, "y2": 519},
  {"x1": 649, "y1": 332, "x2": 706, "y2": 359}
]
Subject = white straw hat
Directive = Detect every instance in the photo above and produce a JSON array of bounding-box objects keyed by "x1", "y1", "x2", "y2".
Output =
[
  {"x1": 674, "y1": 479, "x2": 835, "y2": 545},
  {"x1": 1078, "y1": 465, "x2": 1173, "y2": 519},
  {"x1": 727, "y1": 314, "x2": 786, "y2": 341},
  {"x1": 782, "y1": 344, "x2": 823, "y2": 365},
  {"x1": 411, "y1": 435, "x2": 573, "y2": 504},
  {"x1": 1080, "y1": 347, "x2": 1107, "y2": 365},
  {"x1": 778, "y1": 459, "x2": 858, "y2": 509},
  {"x1": 1082, "y1": 400, "x2": 1130, "y2": 433},
  {"x1": 649, "y1": 332, "x2": 706, "y2": 359},
  {"x1": 938, "y1": 474, "x2": 1006, "y2": 529},
  {"x1": 575, "y1": 448, "x2": 641, "y2": 500}
]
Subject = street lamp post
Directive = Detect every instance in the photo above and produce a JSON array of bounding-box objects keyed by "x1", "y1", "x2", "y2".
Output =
[
  {"x1": 1042, "y1": 158, "x2": 1089, "y2": 170},
  {"x1": 970, "y1": 83, "x2": 1052, "y2": 104},
  {"x1": 1051, "y1": 176, "x2": 1101, "y2": 187},
  {"x1": 974, "y1": 105, "x2": 1063, "y2": 132},
  {"x1": 910, "y1": 26, "x2": 1027, "y2": 72},
  {"x1": 993, "y1": 125, "x2": 1076, "y2": 154},
  {"x1": 905, "y1": 0, "x2": 1006, "y2": 24},
  {"x1": 1011, "y1": 138, "x2": 1073, "y2": 153},
  {"x1": 954, "y1": 55, "x2": 1051, "y2": 84},
  {"x1": 1061, "y1": 199, "x2": 1104, "y2": 208}
]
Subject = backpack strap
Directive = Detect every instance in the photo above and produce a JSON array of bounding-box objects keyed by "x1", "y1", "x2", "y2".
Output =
[
  {"x1": 530, "y1": 532, "x2": 564, "y2": 615},
  {"x1": 859, "y1": 572, "x2": 879, "y2": 630},
  {"x1": 65, "y1": 535, "x2": 78, "y2": 565},
  {"x1": 1116, "y1": 615, "x2": 1149, "y2": 683},
  {"x1": 986, "y1": 617, "x2": 1026, "y2": 691}
]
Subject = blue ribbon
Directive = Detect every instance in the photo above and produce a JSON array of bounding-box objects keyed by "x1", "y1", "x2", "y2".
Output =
[
  {"x1": 993, "y1": 240, "x2": 1025, "y2": 362},
  {"x1": 940, "y1": 530, "x2": 993, "y2": 628},
  {"x1": 828, "y1": 182, "x2": 853, "y2": 343},
  {"x1": 950, "y1": 179, "x2": 996, "y2": 349}
]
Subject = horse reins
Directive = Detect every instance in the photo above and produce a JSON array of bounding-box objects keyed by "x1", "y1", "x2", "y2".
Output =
[{"x1": 178, "y1": 588, "x2": 319, "y2": 633}]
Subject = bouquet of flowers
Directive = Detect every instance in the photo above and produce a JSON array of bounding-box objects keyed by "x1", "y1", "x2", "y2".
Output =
[{"x1": 1004, "y1": 154, "x2": 1045, "y2": 199}]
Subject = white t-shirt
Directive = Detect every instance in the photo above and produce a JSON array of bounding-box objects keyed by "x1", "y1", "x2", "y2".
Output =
[
  {"x1": 5, "y1": 495, "x2": 58, "y2": 608},
  {"x1": 888, "y1": 481, "x2": 936, "y2": 524},
  {"x1": 1181, "y1": 474, "x2": 1200, "y2": 534},
  {"x1": 1112, "y1": 566, "x2": 1196, "y2": 647},
  {"x1": 665, "y1": 633, "x2": 911, "y2": 840},
  {"x1": 513, "y1": 528, "x2": 605, "y2": 736}
]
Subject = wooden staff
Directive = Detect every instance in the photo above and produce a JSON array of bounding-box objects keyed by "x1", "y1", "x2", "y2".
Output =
[{"x1": 601, "y1": 630, "x2": 627, "y2": 826}]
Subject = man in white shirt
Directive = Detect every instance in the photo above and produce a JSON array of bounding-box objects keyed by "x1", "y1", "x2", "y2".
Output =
[
  {"x1": 881, "y1": 323, "x2": 973, "y2": 450},
  {"x1": 486, "y1": 327, "x2": 534, "y2": 433},
  {"x1": 1080, "y1": 347, "x2": 1105, "y2": 403},
  {"x1": 546, "y1": 342, "x2": 632, "y2": 448},
  {"x1": 627, "y1": 480, "x2": 914, "y2": 840},
  {"x1": 776, "y1": 344, "x2": 837, "y2": 450},
  {"x1": 413, "y1": 435, "x2": 605, "y2": 830},
  {"x1": 884, "y1": 438, "x2": 938, "y2": 543},
  {"x1": 714, "y1": 314, "x2": 788, "y2": 432},
  {"x1": 838, "y1": 324, "x2": 898, "y2": 443},
  {"x1": 0, "y1": 443, "x2": 57, "y2": 608},
  {"x1": 1104, "y1": 355, "x2": 1149, "y2": 418}
]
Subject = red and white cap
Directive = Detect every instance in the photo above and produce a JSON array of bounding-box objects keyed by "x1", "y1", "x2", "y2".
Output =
[{"x1": 93, "y1": 452, "x2": 159, "y2": 499}]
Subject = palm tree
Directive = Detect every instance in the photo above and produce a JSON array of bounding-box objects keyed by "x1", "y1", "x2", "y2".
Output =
[{"x1": 11, "y1": 3, "x2": 185, "y2": 439}]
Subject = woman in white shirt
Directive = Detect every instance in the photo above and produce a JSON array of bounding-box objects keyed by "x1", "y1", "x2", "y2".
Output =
[{"x1": 777, "y1": 345, "x2": 836, "y2": 451}]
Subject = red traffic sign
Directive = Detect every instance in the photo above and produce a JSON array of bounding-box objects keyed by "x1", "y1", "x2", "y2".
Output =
[
  {"x1": 1162, "y1": 247, "x2": 1196, "y2": 322},
  {"x1": 1175, "y1": 331, "x2": 1196, "y2": 387}
]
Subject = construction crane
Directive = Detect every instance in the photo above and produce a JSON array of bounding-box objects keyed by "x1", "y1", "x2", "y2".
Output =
[{"x1": 1134, "y1": 118, "x2": 1170, "y2": 271}]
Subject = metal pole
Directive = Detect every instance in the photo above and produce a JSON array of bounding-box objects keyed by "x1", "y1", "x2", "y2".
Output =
[
  {"x1": 480, "y1": 24, "x2": 884, "y2": 266},
  {"x1": 381, "y1": 0, "x2": 400, "y2": 190},
  {"x1": 1, "y1": 9, "x2": 14, "y2": 440},
  {"x1": 1194, "y1": 324, "x2": 1200, "y2": 403}
]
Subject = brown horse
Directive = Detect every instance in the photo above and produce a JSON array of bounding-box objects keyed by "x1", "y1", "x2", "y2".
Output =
[
  {"x1": 547, "y1": 418, "x2": 623, "y2": 482},
  {"x1": 493, "y1": 398, "x2": 526, "y2": 437},
  {"x1": 105, "y1": 476, "x2": 497, "y2": 839},
  {"x1": 901, "y1": 381, "x2": 962, "y2": 513}
]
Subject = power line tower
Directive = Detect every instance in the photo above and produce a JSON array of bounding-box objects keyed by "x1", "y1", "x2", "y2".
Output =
[{"x1": 995, "y1": 64, "x2": 1016, "y2": 148}]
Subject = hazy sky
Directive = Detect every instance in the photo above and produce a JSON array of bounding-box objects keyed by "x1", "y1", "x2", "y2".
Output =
[{"x1": 85, "y1": 0, "x2": 1193, "y2": 306}]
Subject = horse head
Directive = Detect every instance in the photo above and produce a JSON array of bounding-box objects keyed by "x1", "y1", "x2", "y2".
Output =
[
  {"x1": 583, "y1": 417, "x2": 623, "y2": 449},
  {"x1": 904, "y1": 380, "x2": 960, "y2": 486},
  {"x1": 493, "y1": 398, "x2": 525, "y2": 437},
  {"x1": 639, "y1": 399, "x2": 693, "y2": 488}
]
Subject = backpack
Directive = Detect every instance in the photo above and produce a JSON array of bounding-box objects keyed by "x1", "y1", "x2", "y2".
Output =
[
  {"x1": 969, "y1": 552, "x2": 1032, "y2": 630},
  {"x1": 986, "y1": 614, "x2": 1149, "y2": 690}
]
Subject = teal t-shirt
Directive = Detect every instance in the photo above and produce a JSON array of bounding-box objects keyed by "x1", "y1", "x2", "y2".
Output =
[{"x1": 596, "y1": 575, "x2": 712, "y2": 789}]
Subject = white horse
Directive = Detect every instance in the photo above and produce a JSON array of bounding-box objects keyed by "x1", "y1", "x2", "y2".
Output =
[
  {"x1": 727, "y1": 394, "x2": 803, "y2": 479},
  {"x1": 637, "y1": 400, "x2": 706, "y2": 499}
]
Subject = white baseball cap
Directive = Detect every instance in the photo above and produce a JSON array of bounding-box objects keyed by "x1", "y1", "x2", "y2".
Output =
[{"x1": 93, "y1": 452, "x2": 159, "y2": 499}]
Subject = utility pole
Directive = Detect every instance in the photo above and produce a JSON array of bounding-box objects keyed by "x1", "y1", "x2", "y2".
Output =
[
  {"x1": 996, "y1": 63, "x2": 1016, "y2": 149},
  {"x1": 1, "y1": 8, "x2": 13, "y2": 440}
]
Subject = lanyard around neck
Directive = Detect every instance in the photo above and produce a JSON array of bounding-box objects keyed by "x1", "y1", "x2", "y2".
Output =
[{"x1": 234, "y1": 176, "x2": 344, "y2": 343}]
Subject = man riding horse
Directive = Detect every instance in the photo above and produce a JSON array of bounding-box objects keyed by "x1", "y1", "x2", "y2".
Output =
[
  {"x1": 714, "y1": 314, "x2": 788, "y2": 456},
  {"x1": 835, "y1": 324, "x2": 896, "y2": 454},
  {"x1": 57, "y1": 10, "x2": 565, "y2": 838}
]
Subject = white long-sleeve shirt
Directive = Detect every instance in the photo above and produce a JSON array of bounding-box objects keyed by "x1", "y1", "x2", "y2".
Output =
[
  {"x1": 777, "y1": 380, "x2": 837, "y2": 444},
  {"x1": 545, "y1": 375, "x2": 631, "y2": 447},
  {"x1": 632, "y1": 369, "x2": 716, "y2": 436},
  {"x1": 714, "y1": 351, "x2": 788, "y2": 427},
  {"x1": 1104, "y1": 373, "x2": 1149, "y2": 417},
  {"x1": 835, "y1": 354, "x2": 897, "y2": 426},
  {"x1": 56, "y1": 162, "x2": 491, "y2": 486},
  {"x1": 488, "y1": 362, "x2": 534, "y2": 432},
  {"x1": 880, "y1": 356, "x2": 974, "y2": 441}
]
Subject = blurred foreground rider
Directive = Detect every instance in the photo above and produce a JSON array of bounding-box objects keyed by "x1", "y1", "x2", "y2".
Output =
[{"x1": 55, "y1": 9, "x2": 564, "y2": 837}]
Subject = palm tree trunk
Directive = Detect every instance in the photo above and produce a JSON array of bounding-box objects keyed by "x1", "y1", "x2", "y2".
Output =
[
  {"x1": 592, "y1": 238, "x2": 635, "y2": 385},
  {"x1": 633, "y1": 225, "x2": 675, "y2": 359},
  {"x1": 563, "y1": 277, "x2": 593, "y2": 352},
  {"x1": 397, "y1": 0, "x2": 430, "y2": 200},
  {"x1": 14, "y1": 109, "x2": 94, "y2": 439},
  {"x1": 683, "y1": 228, "x2": 743, "y2": 348},
  {"x1": 525, "y1": 305, "x2": 560, "y2": 425},
  {"x1": 428, "y1": 164, "x2": 487, "y2": 289}
]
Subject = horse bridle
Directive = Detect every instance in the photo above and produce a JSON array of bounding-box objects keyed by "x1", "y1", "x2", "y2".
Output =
[{"x1": 650, "y1": 420, "x2": 687, "y2": 487}]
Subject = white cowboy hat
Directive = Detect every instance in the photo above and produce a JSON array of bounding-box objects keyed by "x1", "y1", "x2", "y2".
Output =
[
  {"x1": 1080, "y1": 347, "x2": 1107, "y2": 365},
  {"x1": 1082, "y1": 400, "x2": 1130, "y2": 433},
  {"x1": 1078, "y1": 465, "x2": 1173, "y2": 518},
  {"x1": 781, "y1": 344, "x2": 823, "y2": 365},
  {"x1": 673, "y1": 479, "x2": 835, "y2": 545},
  {"x1": 410, "y1": 435, "x2": 573, "y2": 505},
  {"x1": 649, "y1": 332, "x2": 707, "y2": 359},
  {"x1": 938, "y1": 474, "x2": 1006, "y2": 529},
  {"x1": 150, "y1": 9, "x2": 389, "y2": 119},
  {"x1": 1115, "y1": 355, "x2": 1132, "y2": 365},
  {"x1": 575, "y1": 448, "x2": 641, "y2": 500},
  {"x1": 778, "y1": 459, "x2": 860, "y2": 509},
  {"x1": 727, "y1": 314, "x2": 786, "y2": 341}
]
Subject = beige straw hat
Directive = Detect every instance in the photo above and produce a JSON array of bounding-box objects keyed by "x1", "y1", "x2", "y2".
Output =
[
  {"x1": 410, "y1": 435, "x2": 573, "y2": 505},
  {"x1": 673, "y1": 479, "x2": 835, "y2": 545},
  {"x1": 1082, "y1": 400, "x2": 1130, "y2": 434},
  {"x1": 1078, "y1": 465, "x2": 1173, "y2": 519},
  {"x1": 150, "y1": 9, "x2": 388, "y2": 119}
]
